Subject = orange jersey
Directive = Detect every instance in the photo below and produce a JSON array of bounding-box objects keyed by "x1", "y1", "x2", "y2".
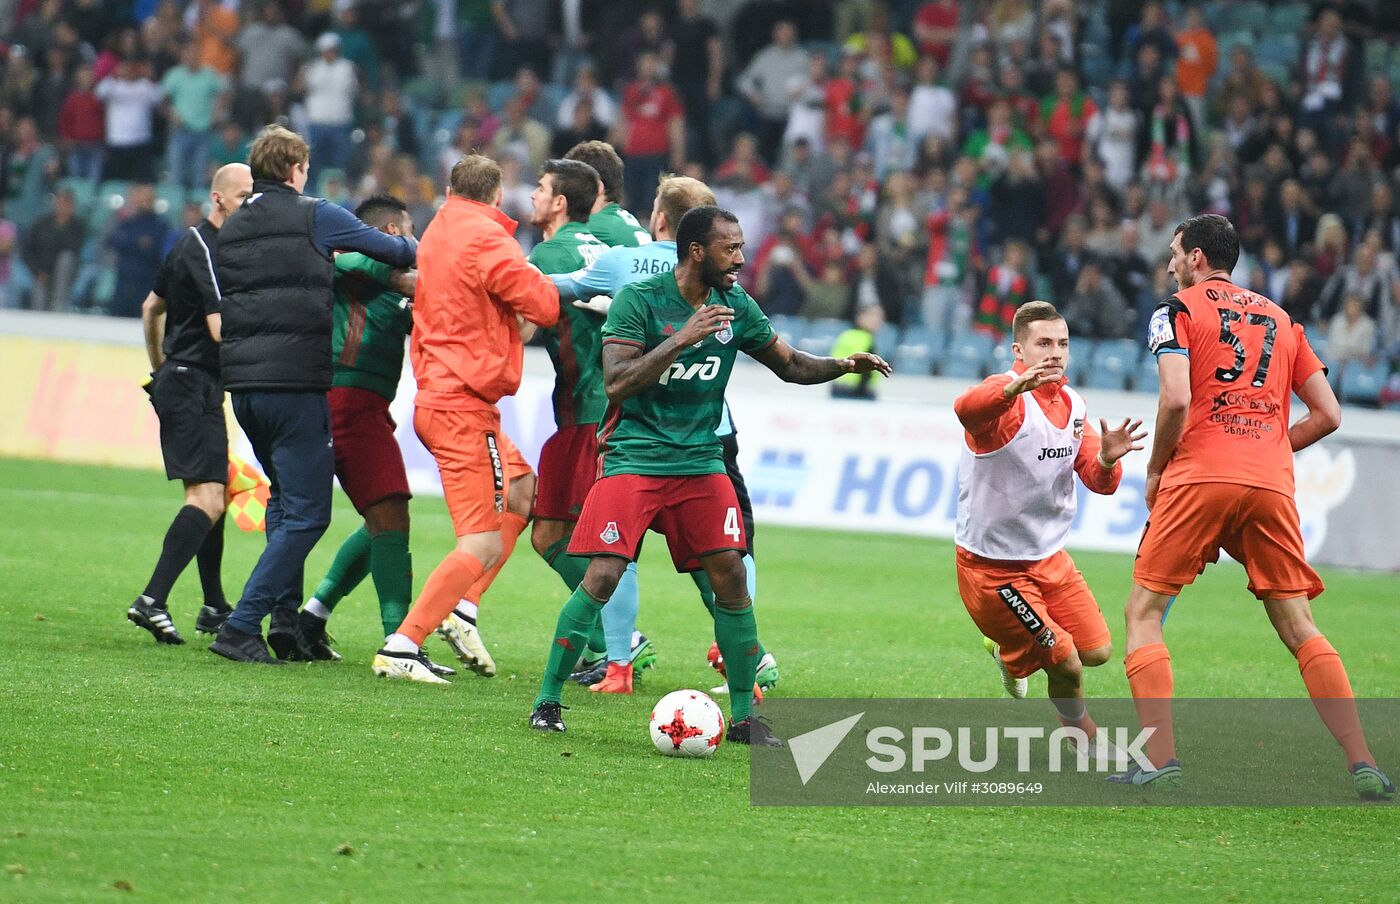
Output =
[
  {"x1": 1147, "y1": 276, "x2": 1325, "y2": 497},
  {"x1": 411, "y1": 197, "x2": 560, "y2": 411}
]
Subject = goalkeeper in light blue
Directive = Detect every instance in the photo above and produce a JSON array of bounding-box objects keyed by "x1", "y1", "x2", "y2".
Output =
[{"x1": 550, "y1": 173, "x2": 779, "y2": 697}]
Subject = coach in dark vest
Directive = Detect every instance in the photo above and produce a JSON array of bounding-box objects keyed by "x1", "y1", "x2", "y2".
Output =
[{"x1": 210, "y1": 124, "x2": 417, "y2": 664}]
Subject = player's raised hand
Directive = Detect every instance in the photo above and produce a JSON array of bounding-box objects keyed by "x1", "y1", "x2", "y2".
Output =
[
  {"x1": 841, "y1": 352, "x2": 892, "y2": 377},
  {"x1": 1003, "y1": 359, "x2": 1061, "y2": 396},
  {"x1": 1098, "y1": 417, "x2": 1148, "y2": 465},
  {"x1": 675, "y1": 303, "x2": 732, "y2": 345}
]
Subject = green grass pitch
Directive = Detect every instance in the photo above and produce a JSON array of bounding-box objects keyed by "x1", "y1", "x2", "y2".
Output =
[{"x1": 1, "y1": 457, "x2": 1395, "y2": 902}]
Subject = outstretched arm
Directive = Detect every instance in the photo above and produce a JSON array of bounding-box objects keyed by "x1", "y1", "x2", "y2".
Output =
[{"x1": 749, "y1": 337, "x2": 892, "y2": 385}]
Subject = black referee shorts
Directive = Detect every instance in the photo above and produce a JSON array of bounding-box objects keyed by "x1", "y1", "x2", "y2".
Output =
[
  {"x1": 147, "y1": 363, "x2": 228, "y2": 484},
  {"x1": 720, "y1": 431, "x2": 755, "y2": 557}
]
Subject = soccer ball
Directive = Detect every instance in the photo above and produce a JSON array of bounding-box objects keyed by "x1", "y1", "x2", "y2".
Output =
[{"x1": 649, "y1": 689, "x2": 726, "y2": 757}]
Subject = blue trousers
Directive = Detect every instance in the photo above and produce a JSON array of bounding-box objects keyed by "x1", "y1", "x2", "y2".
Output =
[{"x1": 228, "y1": 391, "x2": 333, "y2": 635}]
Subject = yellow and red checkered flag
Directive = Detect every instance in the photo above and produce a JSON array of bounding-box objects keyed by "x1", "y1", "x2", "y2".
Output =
[{"x1": 226, "y1": 452, "x2": 270, "y2": 532}]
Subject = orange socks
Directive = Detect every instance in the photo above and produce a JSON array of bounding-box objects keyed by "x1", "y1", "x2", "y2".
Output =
[
  {"x1": 1125, "y1": 642, "x2": 1177, "y2": 767},
  {"x1": 1297, "y1": 635, "x2": 1374, "y2": 766},
  {"x1": 398, "y1": 550, "x2": 486, "y2": 645},
  {"x1": 462, "y1": 512, "x2": 528, "y2": 607}
]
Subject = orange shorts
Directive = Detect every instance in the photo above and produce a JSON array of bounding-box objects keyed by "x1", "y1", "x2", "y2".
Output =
[
  {"x1": 1133, "y1": 482, "x2": 1324, "y2": 601},
  {"x1": 414, "y1": 405, "x2": 532, "y2": 536},
  {"x1": 956, "y1": 548, "x2": 1112, "y2": 679}
]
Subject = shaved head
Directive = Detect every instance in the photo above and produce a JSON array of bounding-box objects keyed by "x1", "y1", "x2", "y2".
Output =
[
  {"x1": 210, "y1": 163, "x2": 254, "y2": 226},
  {"x1": 212, "y1": 162, "x2": 252, "y2": 195}
]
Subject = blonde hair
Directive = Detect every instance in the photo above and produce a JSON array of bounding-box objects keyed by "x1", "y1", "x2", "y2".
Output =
[
  {"x1": 655, "y1": 174, "x2": 716, "y2": 234},
  {"x1": 247, "y1": 124, "x2": 308, "y2": 183}
]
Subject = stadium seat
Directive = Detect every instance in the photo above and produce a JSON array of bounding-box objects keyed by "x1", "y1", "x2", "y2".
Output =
[
  {"x1": 942, "y1": 331, "x2": 996, "y2": 378},
  {"x1": 157, "y1": 184, "x2": 187, "y2": 227},
  {"x1": 1257, "y1": 35, "x2": 1298, "y2": 70},
  {"x1": 1365, "y1": 38, "x2": 1391, "y2": 73},
  {"x1": 897, "y1": 326, "x2": 946, "y2": 358},
  {"x1": 1338, "y1": 362, "x2": 1389, "y2": 406},
  {"x1": 1094, "y1": 338, "x2": 1141, "y2": 371},
  {"x1": 539, "y1": 84, "x2": 568, "y2": 125},
  {"x1": 797, "y1": 318, "x2": 846, "y2": 356},
  {"x1": 1218, "y1": 30, "x2": 1254, "y2": 57},
  {"x1": 987, "y1": 341, "x2": 1014, "y2": 374},
  {"x1": 1304, "y1": 326, "x2": 1328, "y2": 363},
  {"x1": 872, "y1": 324, "x2": 899, "y2": 356},
  {"x1": 892, "y1": 343, "x2": 934, "y2": 377},
  {"x1": 1134, "y1": 357, "x2": 1161, "y2": 394},
  {"x1": 1067, "y1": 338, "x2": 1098, "y2": 384},
  {"x1": 939, "y1": 355, "x2": 985, "y2": 381},
  {"x1": 1269, "y1": 3, "x2": 1311, "y2": 33},
  {"x1": 90, "y1": 181, "x2": 130, "y2": 232},
  {"x1": 1082, "y1": 340, "x2": 1138, "y2": 392},
  {"x1": 767, "y1": 314, "x2": 806, "y2": 346}
]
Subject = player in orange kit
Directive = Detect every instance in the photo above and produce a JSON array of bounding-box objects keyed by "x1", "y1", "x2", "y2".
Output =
[
  {"x1": 370, "y1": 154, "x2": 561, "y2": 683},
  {"x1": 954, "y1": 300, "x2": 1145, "y2": 749},
  {"x1": 1113, "y1": 214, "x2": 1394, "y2": 800}
]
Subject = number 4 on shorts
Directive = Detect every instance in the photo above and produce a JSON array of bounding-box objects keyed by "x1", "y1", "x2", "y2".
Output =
[{"x1": 724, "y1": 507, "x2": 741, "y2": 541}]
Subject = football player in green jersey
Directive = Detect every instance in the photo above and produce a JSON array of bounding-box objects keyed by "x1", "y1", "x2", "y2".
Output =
[
  {"x1": 294, "y1": 196, "x2": 458, "y2": 670},
  {"x1": 565, "y1": 140, "x2": 652, "y2": 248},
  {"x1": 529, "y1": 206, "x2": 890, "y2": 744}
]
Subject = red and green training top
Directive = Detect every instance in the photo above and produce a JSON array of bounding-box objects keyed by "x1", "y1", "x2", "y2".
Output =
[
  {"x1": 528, "y1": 220, "x2": 610, "y2": 427},
  {"x1": 331, "y1": 252, "x2": 412, "y2": 401}
]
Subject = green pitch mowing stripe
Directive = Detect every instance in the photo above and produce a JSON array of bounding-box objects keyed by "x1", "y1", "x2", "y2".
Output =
[{"x1": 0, "y1": 457, "x2": 1395, "y2": 902}]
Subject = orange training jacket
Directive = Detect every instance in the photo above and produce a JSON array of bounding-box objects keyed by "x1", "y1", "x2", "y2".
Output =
[{"x1": 410, "y1": 196, "x2": 560, "y2": 410}]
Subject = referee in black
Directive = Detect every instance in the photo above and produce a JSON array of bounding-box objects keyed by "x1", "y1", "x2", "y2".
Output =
[
  {"x1": 209, "y1": 125, "x2": 417, "y2": 664},
  {"x1": 128, "y1": 162, "x2": 254, "y2": 645}
]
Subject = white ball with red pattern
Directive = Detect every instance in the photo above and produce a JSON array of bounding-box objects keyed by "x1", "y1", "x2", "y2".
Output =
[{"x1": 649, "y1": 689, "x2": 726, "y2": 757}]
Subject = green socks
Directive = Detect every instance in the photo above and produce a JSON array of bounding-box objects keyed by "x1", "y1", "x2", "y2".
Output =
[
  {"x1": 312, "y1": 526, "x2": 372, "y2": 610},
  {"x1": 543, "y1": 537, "x2": 591, "y2": 591},
  {"x1": 693, "y1": 571, "x2": 766, "y2": 659},
  {"x1": 713, "y1": 599, "x2": 760, "y2": 723},
  {"x1": 309, "y1": 527, "x2": 412, "y2": 636},
  {"x1": 535, "y1": 584, "x2": 606, "y2": 707},
  {"x1": 369, "y1": 530, "x2": 412, "y2": 636}
]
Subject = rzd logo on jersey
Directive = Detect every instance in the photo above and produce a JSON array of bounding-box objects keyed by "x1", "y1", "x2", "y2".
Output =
[
  {"x1": 600, "y1": 521, "x2": 620, "y2": 544},
  {"x1": 659, "y1": 355, "x2": 722, "y2": 385}
]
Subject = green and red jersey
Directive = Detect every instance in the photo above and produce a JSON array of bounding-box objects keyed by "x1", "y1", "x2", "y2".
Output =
[
  {"x1": 598, "y1": 271, "x2": 775, "y2": 477},
  {"x1": 528, "y1": 220, "x2": 610, "y2": 427},
  {"x1": 331, "y1": 252, "x2": 412, "y2": 401}
]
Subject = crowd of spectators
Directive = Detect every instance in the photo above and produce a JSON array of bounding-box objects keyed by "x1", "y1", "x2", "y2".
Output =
[{"x1": 2, "y1": 0, "x2": 1400, "y2": 405}]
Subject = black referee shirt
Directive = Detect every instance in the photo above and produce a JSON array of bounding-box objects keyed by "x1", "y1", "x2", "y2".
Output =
[{"x1": 153, "y1": 219, "x2": 223, "y2": 373}]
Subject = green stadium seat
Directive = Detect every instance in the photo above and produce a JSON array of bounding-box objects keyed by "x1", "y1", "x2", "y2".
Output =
[{"x1": 1269, "y1": 3, "x2": 1311, "y2": 33}]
